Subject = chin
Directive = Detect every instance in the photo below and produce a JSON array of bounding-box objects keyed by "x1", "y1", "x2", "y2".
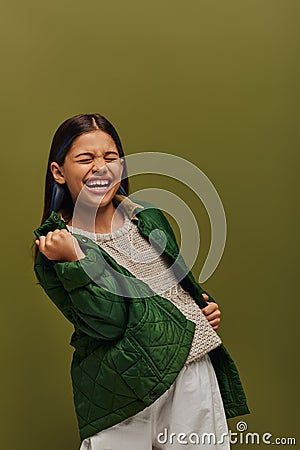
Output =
[
  {"x1": 75, "y1": 184, "x2": 120, "y2": 210},
  {"x1": 91, "y1": 190, "x2": 118, "y2": 209}
]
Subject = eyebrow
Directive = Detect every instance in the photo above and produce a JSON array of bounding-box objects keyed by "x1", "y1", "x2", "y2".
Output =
[{"x1": 74, "y1": 151, "x2": 119, "y2": 158}]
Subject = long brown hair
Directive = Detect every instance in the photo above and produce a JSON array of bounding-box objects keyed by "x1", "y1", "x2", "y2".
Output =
[{"x1": 32, "y1": 113, "x2": 130, "y2": 264}]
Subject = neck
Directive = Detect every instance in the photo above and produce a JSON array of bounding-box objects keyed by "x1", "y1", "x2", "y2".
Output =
[{"x1": 67, "y1": 201, "x2": 124, "y2": 234}]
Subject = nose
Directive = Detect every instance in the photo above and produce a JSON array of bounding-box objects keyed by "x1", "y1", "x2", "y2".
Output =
[{"x1": 92, "y1": 158, "x2": 108, "y2": 174}]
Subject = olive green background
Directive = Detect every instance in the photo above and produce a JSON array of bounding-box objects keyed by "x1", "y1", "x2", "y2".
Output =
[{"x1": 0, "y1": 1, "x2": 299, "y2": 449}]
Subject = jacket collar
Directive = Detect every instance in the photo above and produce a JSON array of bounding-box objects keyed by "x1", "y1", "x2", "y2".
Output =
[
  {"x1": 113, "y1": 194, "x2": 144, "y2": 220},
  {"x1": 34, "y1": 195, "x2": 145, "y2": 239}
]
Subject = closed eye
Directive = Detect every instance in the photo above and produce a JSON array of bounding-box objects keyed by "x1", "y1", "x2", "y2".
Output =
[{"x1": 77, "y1": 157, "x2": 119, "y2": 163}]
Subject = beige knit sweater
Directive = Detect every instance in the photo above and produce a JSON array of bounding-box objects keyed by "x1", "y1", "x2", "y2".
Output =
[{"x1": 67, "y1": 209, "x2": 221, "y2": 364}]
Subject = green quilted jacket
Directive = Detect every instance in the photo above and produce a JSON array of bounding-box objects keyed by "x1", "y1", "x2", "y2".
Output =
[{"x1": 33, "y1": 195, "x2": 249, "y2": 440}]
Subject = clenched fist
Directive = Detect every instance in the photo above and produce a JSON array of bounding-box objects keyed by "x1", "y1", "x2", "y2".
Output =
[
  {"x1": 201, "y1": 294, "x2": 221, "y2": 330},
  {"x1": 35, "y1": 229, "x2": 86, "y2": 262}
]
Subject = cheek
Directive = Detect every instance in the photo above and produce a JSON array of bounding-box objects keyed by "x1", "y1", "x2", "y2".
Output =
[
  {"x1": 65, "y1": 174, "x2": 84, "y2": 196},
  {"x1": 71, "y1": 169, "x2": 87, "y2": 185},
  {"x1": 113, "y1": 164, "x2": 124, "y2": 179}
]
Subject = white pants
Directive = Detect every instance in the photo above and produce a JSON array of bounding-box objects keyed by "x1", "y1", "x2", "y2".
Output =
[{"x1": 79, "y1": 354, "x2": 230, "y2": 450}]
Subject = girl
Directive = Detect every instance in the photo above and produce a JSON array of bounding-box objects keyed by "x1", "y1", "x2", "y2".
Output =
[{"x1": 33, "y1": 113, "x2": 249, "y2": 450}]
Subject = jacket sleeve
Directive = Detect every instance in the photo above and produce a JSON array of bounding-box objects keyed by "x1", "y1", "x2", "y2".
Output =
[{"x1": 34, "y1": 248, "x2": 128, "y2": 341}]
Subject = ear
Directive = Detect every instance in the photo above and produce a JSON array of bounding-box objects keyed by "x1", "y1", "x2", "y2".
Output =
[
  {"x1": 50, "y1": 162, "x2": 66, "y2": 185},
  {"x1": 120, "y1": 157, "x2": 126, "y2": 169}
]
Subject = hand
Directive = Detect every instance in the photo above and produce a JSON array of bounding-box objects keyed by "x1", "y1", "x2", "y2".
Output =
[
  {"x1": 201, "y1": 294, "x2": 221, "y2": 330},
  {"x1": 35, "y1": 229, "x2": 86, "y2": 262}
]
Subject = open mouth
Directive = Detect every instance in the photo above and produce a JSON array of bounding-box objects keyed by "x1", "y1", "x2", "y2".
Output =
[{"x1": 85, "y1": 178, "x2": 112, "y2": 192}]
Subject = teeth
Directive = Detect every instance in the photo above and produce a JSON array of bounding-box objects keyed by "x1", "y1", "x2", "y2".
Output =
[
  {"x1": 89, "y1": 185, "x2": 109, "y2": 190},
  {"x1": 86, "y1": 179, "x2": 110, "y2": 188}
]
